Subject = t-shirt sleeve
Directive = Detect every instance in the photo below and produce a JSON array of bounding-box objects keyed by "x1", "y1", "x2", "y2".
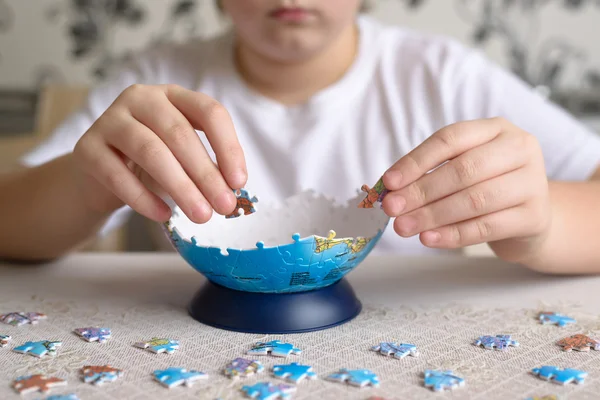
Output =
[{"x1": 448, "y1": 50, "x2": 600, "y2": 181}]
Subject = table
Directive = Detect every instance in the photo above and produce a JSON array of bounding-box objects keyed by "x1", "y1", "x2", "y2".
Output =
[{"x1": 1, "y1": 253, "x2": 599, "y2": 399}]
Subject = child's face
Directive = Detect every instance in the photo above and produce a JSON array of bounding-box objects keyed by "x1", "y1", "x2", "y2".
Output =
[{"x1": 221, "y1": 0, "x2": 362, "y2": 62}]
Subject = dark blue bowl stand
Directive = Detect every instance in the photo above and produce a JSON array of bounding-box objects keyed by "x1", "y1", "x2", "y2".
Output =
[{"x1": 188, "y1": 278, "x2": 362, "y2": 334}]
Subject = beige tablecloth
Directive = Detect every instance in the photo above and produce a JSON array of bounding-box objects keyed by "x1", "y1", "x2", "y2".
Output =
[{"x1": 1, "y1": 253, "x2": 599, "y2": 400}]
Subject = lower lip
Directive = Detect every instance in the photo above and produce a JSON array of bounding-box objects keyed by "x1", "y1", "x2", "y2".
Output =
[{"x1": 270, "y1": 9, "x2": 313, "y2": 23}]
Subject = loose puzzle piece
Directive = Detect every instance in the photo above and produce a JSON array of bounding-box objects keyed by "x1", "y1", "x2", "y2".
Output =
[
  {"x1": 423, "y1": 370, "x2": 465, "y2": 392},
  {"x1": 358, "y1": 177, "x2": 389, "y2": 209},
  {"x1": 531, "y1": 366, "x2": 587, "y2": 385},
  {"x1": 538, "y1": 312, "x2": 576, "y2": 327},
  {"x1": 153, "y1": 367, "x2": 207, "y2": 388},
  {"x1": 326, "y1": 368, "x2": 380, "y2": 388},
  {"x1": 241, "y1": 382, "x2": 296, "y2": 400},
  {"x1": 134, "y1": 337, "x2": 179, "y2": 354},
  {"x1": 13, "y1": 340, "x2": 62, "y2": 358},
  {"x1": 81, "y1": 365, "x2": 124, "y2": 385},
  {"x1": 12, "y1": 375, "x2": 66, "y2": 395},
  {"x1": 226, "y1": 188, "x2": 259, "y2": 219},
  {"x1": 556, "y1": 334, "x2": 600, "y2": 352},
  {"x1": 1, "y1": 311, "x2": 47, "y2": 326},
  {"x1": 371, "y1": 342, "x2": 419, "y2": 359},
  {"x1": 224, "y1": 358, "x2": 264, "y2": 379},
  {"x1": 473, "y1": 335, "x2": 519, "y2": 351},
  {"x1": 38, "y1": 394, "x2": 81, "y2": 400},
  {"x1": 525, "y1": 396, "x2": 558, "y2": 400},
  {"x1": 0, "y1": 334, "x2": 11, "y2": 347},
  {"x1": 74, "y1": 327, "x2": 111, "y2": 343},
  {"x1": 273, "y1": 362, "x2": 317, "y2": 383},
  {"x1": 248, "y1": 340, "x2": 301, "y2": 358}
]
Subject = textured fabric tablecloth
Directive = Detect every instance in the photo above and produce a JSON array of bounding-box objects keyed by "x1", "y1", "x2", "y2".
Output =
[{"x1": 1, "y1": 253, "x2": 599, "y2": 400}]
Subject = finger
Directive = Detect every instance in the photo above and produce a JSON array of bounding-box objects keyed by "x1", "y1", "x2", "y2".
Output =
[
  {"x1": 105, "y1": 115, "x2": 212, "y2": 223},
  {"x1": 383, "y1": 117, "x2": 509, "y2": 191},
  {"x1": 419, "y1": 206, "x2": 540, "y2": 249},
  {"x1": 164, "y1": 85, "x2": 247, "y2": 189},
  {"x1": 82, "y1": 137, "x2": 171, "y2": 221},
  {"x1": 393, "y1": 167, "x2": 533, "y2": 237},
  {"x1": 126, "y1": 89, "x2": 237, "y2": 215},
  {"x1": 382, "y1": 131, "x2": 531, "y2": 217}
]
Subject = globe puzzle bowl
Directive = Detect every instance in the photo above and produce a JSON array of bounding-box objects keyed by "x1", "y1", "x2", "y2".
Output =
[{"x1": 163, "y1": 189, "x2": 390, "y2": 333}]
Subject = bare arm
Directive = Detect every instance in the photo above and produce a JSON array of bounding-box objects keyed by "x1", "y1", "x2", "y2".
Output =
[
  {"x1": 0, "y1": 154, "x2": 112, "y2": 262},
  {"x1": 520, "y1": 166, "x2": 600, "y2": 274}
]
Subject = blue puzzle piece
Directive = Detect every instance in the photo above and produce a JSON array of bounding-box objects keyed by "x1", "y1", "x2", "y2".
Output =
[
  {"x1": 0, "y1": 334, "x2": 11, "y2": 347},
  {"x1": 153, "y1": 367, "x2": 207, "y2": 388},
  {"x1": 473, "y1": 335, "x2": 519, "y2": 351},
  {"x1": 74, "y1": 327, "x2": 111, "y2": 343},
  {"x1": 326, "y1": 368, "x2": 380, "y2": 387},
  {"x1": 37, "y1": 395, "x2": 80, "y2": 400},
  {"x1": 273, "y1": 362, "x2": 317, "y2": 383},
  {"x1": 13, "y1": 340, "x2": 62, "y2": 358},
  {"x1": 81, "y1": 366, "x2": 123, "y2": 385},
  {"x1": 539, "y1": 312, "x2": 576, "y2": 327},
  {"x1": 135, "y1": 338, "x2": 179, "y2": 354},
  {"x1": 248, "y1": 340, "x2": 301, "y2": 357},
  {"x1": 531, "y1": 366, "x2": 587, "y2": 385},
  {"x1": 423, "y1": 370, "x2": 465, "y2": 392},
  {"x1": 241, "y1": 382, "x2": 296, "y2": 400},
  {"x1": 371, "y1": 342, "x2": 418, "y2": 359}
]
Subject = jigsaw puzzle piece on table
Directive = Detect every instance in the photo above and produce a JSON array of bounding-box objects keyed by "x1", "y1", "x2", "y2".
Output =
[
  {"x1": 272, "y1": 362, "x2": 317, "y2": 383},
  {"x1": 12, "y1": 374, "x2": 67, "y2": 395},
  {"x1": 81, "y1": 365, "x2": 123, "y2": 385},
  {"x1": 525, "y1": 396, "x2": 558, "y2": 400},
  {"x1": 153, "y1": 367, "x2": 207, "y2": 388},
  {"x1": 556, "y1": 334, "x2": 600, "y2": 352},
  {"x1": 326, "y1": 368, "x2": 380, "y2": 388},
  {"x1": 371, "y1": 342, "x2": 418, "y2": 359},
  {"x1": 1, "y1": 311, "x2": 47, "y2": 326},
  {"x1": 224, "y1": 358, "x2": 264, "y2": 379},
  {"x1": 226, "y1": 188, "x2": 259, "y2": 219},
  {"x1": 74, "y1": 327, "x2": 111, "y2": 343},
  {"x1": 248, "y1": 340, "x2": 301, "y2": 358},
  {"x1": 538, "y1": 312, "x2": 576, "y2": 327},
  {"x1": 0, "y1": 334, "x2": 11, "y2": 347},
  {"x1": 37, "y1": 394, "x2": 80, "y2": 400},
  {"x1": 473, "y1": 335, "x2": 519, "y2": 351},
  {"x1": 423, "y1": 370, "x2": 465, "y2": 392},
  {"x1": 531, "y1": 366, "x2": 587, "y2": 385},
  {"x1": 241, "y1": 382, "x2": 296, "y2": 400},
  {"x1": 358, "y1": 177, "x2": 389, "y2": 209},
  {"x1": 134, "y1": 337, "x2": 179, "y2": 354},
  {"x1": 13, "y1": 340, "x2": 62, "y2": 358}
]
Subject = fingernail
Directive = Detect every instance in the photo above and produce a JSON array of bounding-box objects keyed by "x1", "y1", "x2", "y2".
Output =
[
  {"x1": 230, "y1": 170, "x2": 247, "y2": 188},
  {"x1": 426, "y1": 231, "x2": 441, "y2": 244},
  {"x1": 397, "y1": 216, "x2": 417, "y2": 236},
  {"x1": 192, "y1": 201, "x2": 212, "y2": 222},
  {"x1": 383, "y1": 170, "x2": 402, "y2": 189},
  {"x1": 216, "y1": 190, "x2": 236, "y2": 213},
  {"x1": 392, "y1": 196, "x2": 406, "y2": 216}
]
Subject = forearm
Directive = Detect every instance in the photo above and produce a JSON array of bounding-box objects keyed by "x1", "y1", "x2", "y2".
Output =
[
  {"x1": 0, "y1": 154, "x2": 112, "y2": 262},
  {"x1": 521, "y1": 179, "x2": 600, "y2": 274}
]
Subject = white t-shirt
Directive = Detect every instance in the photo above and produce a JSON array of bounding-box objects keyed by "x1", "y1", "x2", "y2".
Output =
[{"x1": 21, "y1": 16, "x2": 600, "y2": 255}]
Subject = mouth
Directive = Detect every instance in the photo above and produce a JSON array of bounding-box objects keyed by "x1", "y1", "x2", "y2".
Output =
[{"x1": 268, "y1": 7, "x2": 316, "y2": 23}]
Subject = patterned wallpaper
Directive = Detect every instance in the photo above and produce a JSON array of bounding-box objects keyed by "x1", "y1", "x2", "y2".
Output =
[{"x1": 0, "y1": 0, "x2": 599, "y2": 98}]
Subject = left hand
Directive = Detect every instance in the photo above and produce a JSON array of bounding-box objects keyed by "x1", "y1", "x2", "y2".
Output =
[{"x1": 381, "y1": 117, "x2": 552, "y2": 263}]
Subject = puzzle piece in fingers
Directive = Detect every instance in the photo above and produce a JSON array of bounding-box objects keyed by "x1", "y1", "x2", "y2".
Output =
[
  {"x1": 134, "y1": 337, "x2": 179, "y2": 354},
  {"x1": 0, "y1": 334, "x2": 11, "y2": 347},
  {"x1": 326, "y1": 368, "x2": 380, "y2": 388},
  {"x1": 241, "y1": 382, "x2": 296, "y2": 400},
  {"x1": 247, "y1": 340, "x2": 301, "y2": 357},
  {"x1": 1, "y1": 311, "x2": 47, "y2": 326},
  {"x1": 358, "y1": 177, "x2": 389, "y2": 209},
  {"x1": 473, "y1": 335, "x2": 519, "y2": 351},
  {"x1": 13, "y1": 340, "x2": 62, "y2": 358},
  {"x1": 531, "y1": 366, "x2": 587, "y2": 385},
  {"x1": 74, "y1": 327, "x2": 111, "y2": 343},
  {"x1": 371, "y1": 342, "x2": 418, "y2": 359},
  {"x1": 224, "y1": 358, "x2": 264, "y2": 379},
  {"x1": 538, "y1": 312, "x2": 576, "y2": 327},
  {"x1": 556, "y1": 334, "x2": 600, "y2": 352},
  {"x1": 81, "y1": 365, "x2": 123, "y2": 385},
  {"x1": 226, "y1": 188, "x2": 259, "y2": 219},
  {"x1": 37, "y1": 395, "x2": 80, "y2": 400},
  {"x1": 423, "y1": 370, "x2": 465, "y2": 392},
  {"x1": 273, "y1": 362, "x2": 317, "y2": 383},
  {"x1": 525, "y1": 396, "x2": 558, "y2": 400},
  {"x1": 153, "y1": 367, "x2": 207, "y2": 388},
  {"x1": 12, "y1": 374, "x2": 66, "y2": 395}
]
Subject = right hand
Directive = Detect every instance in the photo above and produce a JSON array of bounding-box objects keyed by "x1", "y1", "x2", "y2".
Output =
[{"x1": 72, "y1": 84, "x2": 247, "y2": 224}]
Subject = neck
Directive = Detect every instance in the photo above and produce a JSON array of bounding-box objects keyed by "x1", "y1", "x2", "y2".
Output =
[{"x1": 234, "y1": 24, "x2": 359, "y2": 106}]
